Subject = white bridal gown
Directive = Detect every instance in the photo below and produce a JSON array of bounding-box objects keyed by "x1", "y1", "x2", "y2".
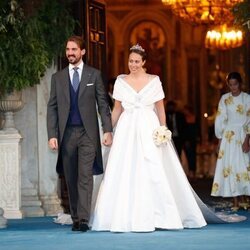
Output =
[
  {"x1": 91, "y1": 75, "x2": 224, "y2": 232},
  {"x1": 54, "y1": 75, "x2": 245, "y2": 229}
]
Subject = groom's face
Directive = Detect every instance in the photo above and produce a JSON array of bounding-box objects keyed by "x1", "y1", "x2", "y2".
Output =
[{"x1": 66, "y1": 41, "x2": 86, "y2": 66}]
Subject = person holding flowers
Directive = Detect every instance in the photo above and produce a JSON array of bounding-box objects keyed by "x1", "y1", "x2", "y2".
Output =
[{"x1": 91, "y1": 45, "x2": 243, "y2": 233}]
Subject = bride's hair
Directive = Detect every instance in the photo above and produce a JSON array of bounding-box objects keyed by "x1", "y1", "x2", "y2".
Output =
[{"x1": 129, "y1": 44, "x2": 147, "y2": 61}]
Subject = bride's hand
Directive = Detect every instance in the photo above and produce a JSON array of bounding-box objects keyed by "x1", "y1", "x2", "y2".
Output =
[{"x1": 102, "y1": 132, "x2": 113, "y2": 146}]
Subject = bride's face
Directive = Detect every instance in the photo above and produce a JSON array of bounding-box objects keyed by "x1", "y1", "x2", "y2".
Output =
[{"x1": 128, "y1": 52, "x2": 145, "y2": 73}]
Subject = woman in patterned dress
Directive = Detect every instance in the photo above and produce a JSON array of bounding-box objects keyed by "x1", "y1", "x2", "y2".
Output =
[{"x1": 211, "y1": 72, "x2": 250, "y2": 211}]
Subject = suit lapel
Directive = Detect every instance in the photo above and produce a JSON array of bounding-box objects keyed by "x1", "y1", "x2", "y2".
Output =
[
  {"x1": 60, "y1": 67, "x2": 70, "y2": 104},
  {"x1": 79, "y1": 64, "x2": 92, "y2": 97}
]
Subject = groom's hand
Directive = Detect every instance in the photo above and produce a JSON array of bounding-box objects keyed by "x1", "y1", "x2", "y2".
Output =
[
  {"x1": 102, "y1": 132, "x2": 112, "y2": 146},
  {"x1": 48, "y1": 138, "x2": 58, "y2": 150}
]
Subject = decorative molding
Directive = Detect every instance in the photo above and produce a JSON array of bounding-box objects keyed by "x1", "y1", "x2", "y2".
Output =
[
  {"x1": 40, "y1": 195, "x2": 63, "y2": 216},
  {"x1": 21, "y1": 187, "x2": 44, "y2": 217},
  {"x1": 0, "y1": 132, "x2": 23, "y2": 219}
]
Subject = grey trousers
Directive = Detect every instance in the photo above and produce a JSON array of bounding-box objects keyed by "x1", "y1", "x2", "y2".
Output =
[{"x1": 61, "y1": 126, "x2": 96, "y2": 222}]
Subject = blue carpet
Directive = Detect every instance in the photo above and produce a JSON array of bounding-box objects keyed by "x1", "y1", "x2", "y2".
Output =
[{"x1": 1, "y1": 212, "x2": 250, "y2": 250}]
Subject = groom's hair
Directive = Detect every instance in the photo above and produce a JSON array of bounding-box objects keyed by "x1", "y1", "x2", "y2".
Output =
[{"x1": 67, "y1": 35, "x2": 86, "y2": 50}]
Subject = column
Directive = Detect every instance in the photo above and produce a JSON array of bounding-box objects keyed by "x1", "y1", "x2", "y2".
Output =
[
  {"x1": 37, "y1": 65, "x2": 63, "y2": 216},
  {"x1": 0, "y1": 132, "x2": 22, "y2": 219},
  {"x1": 15, "y1": 88, "x2": 44, "y2": 217}
]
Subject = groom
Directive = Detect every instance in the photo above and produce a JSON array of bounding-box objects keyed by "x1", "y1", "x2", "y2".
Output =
[{"x1": 47, "y1": 35, "x2": 112, "y2": 232}]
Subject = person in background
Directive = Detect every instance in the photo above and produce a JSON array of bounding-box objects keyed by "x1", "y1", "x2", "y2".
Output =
[
  {"x1": 183, "y1": 105, "x2": 197, "y2": 180},
  {"x1": 107, "y1": 78, "x2": 115, "y2": 110},
  {"x1": 166, "y1": 100, "x2": 187, "y2": 158},
  {"x1": 211, "y1": 71, "x2": 250, "y2": 211}
]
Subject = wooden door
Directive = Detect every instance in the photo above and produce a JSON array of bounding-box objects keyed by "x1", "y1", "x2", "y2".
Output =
[{"x1": 86, "y1": 0, "x2": 107, "y2": 78}]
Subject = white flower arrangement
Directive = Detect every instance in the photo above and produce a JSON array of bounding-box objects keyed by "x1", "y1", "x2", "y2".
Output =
[{"x1": 153, "y1": 126, "x2": 172, "y2": 146}]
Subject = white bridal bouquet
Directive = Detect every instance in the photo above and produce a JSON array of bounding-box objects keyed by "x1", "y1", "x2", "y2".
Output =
[{"x1": 152, "y1": 126, "x2": 172, "y2": 146}]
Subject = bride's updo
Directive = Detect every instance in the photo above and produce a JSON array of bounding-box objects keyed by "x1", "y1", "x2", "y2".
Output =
[{"x1": 129, "y1": 44, "x2": 147, "y2": 61}]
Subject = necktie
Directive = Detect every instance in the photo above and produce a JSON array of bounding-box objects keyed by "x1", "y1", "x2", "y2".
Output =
[{"x1": 72, "y1": 67, "x2": 80, "y2": 92}]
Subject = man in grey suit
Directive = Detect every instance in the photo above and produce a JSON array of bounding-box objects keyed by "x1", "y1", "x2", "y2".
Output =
[{"x1": 47, "y1": 36, "x2": 112, "y2": 232}]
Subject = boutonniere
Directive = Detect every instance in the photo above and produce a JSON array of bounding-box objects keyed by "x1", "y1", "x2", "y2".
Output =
[{"x1": 153, "y1": 126, "x2": 172, "y2": 146}]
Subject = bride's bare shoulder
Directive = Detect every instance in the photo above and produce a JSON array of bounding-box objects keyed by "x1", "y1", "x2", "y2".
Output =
[{"x1": 147, "y1": 74, "x2": 159, "y2": 81}]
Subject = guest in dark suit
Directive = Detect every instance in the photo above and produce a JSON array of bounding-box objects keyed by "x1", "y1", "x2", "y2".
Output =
[
  {"x1": 47, "y1": 36, "x2": 112, "y2": 232},
  {"x1": 166, "y1": 100, "x2": 187, "y2": 158},
  {"x1": 183, "y1": 105, "x2": 197, "y2": 179}
]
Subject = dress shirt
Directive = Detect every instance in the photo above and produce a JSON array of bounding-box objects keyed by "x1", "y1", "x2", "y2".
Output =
[{"x1": 69, "y1": 61, "x2": 84, "y2": 85}]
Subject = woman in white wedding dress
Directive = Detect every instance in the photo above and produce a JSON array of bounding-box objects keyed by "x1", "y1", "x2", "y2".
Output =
[{"x1": 90, "y1": 45, "x2": 245, "y2": 233}]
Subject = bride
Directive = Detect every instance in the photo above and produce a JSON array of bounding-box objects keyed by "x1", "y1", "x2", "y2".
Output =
[
  {"x1": 55, "y1": 44, "x2": 245, "y2": 231},
  {"x1": 90, "y1": 44, "x2": 244, "y2": 233}
]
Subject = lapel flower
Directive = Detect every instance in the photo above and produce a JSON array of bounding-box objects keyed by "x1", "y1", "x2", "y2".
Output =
[{"x1": 153, "y1": 126, "x2": 172, "y2": 146}]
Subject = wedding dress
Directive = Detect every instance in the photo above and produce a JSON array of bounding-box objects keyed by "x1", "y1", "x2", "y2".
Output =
[
  {"x1": 89, "y1": 75, "x2": 246, "y2": 232},
  {"x1": 54, "y1": 75, "x2": 246, "y2": 231}
]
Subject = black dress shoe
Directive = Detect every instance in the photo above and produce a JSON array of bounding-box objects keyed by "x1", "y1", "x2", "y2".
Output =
[
  {"x1": 72, "y1": 221, "x2": 80, "y2": 231},
  {"x1": 79, "y1": 219, "x2": 89, "y2": 232}
]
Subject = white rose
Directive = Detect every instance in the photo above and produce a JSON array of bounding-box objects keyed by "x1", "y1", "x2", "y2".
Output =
[{"x1": 152, "y1": 126, "x2": 172, "y2": 146}]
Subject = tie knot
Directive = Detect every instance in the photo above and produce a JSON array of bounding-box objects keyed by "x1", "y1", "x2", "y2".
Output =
[{"x1": 73, "y1": 67, "x2": 79, "y2": 72}]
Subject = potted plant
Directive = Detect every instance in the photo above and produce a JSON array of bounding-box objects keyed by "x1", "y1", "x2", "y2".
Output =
[{"x1": 0, "y1": 0, "x2": 75, "y2": 130}]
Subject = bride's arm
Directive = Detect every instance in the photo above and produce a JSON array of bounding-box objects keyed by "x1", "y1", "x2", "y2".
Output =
[
  {"x1": 111, "y1": 100, "x2": 123, "y2": 127},
  {"x1": 155, "y1": 99, "x2": 167, "y2": 126}
]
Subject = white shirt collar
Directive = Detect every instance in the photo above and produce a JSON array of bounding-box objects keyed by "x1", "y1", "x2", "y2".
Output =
[{"x1": 69, "y1": 60, "x2": 84, "y2": 71}]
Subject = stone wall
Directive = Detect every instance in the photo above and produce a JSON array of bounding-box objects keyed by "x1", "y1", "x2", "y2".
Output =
[{"x1": 0, "y1": 65, "x2": 62, "y2": 218}]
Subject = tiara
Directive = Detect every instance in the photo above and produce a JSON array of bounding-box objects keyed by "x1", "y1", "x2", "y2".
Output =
[{"x1": 130, "y1": 44, "x2": 145, "y2": 52}]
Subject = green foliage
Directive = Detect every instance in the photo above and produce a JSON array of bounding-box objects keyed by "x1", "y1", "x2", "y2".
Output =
[
  {"x1": 0, "y1": 0, "x2": 76, "y2": 95},
  {"x1": 232, "y1": 0, "x2": 250, "y2": 33}
]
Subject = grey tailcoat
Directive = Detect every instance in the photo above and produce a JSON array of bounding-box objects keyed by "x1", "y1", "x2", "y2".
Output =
[{"x1": 47, "y1": 64, "x2": 112, "y2": 175}]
